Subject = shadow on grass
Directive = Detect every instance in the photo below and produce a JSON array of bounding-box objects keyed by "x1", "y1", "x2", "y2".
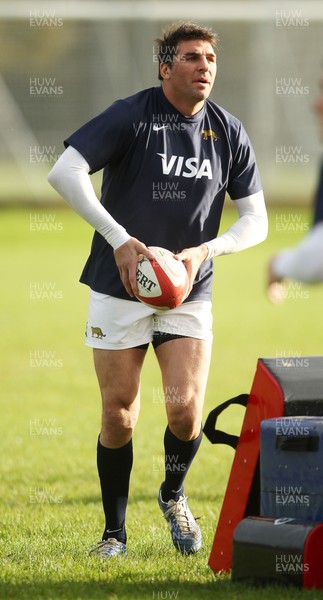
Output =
[
  {"x1": 21, "y1": 491, "x2": 223, "y2": 506},
  {"x1": 0, "y1": 579, "x2": 310, "y2": 600}
]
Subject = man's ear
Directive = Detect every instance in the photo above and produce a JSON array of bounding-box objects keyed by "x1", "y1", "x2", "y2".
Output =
[{"x1": 160, "y1": 62, "x2": 171, "y2": 80}]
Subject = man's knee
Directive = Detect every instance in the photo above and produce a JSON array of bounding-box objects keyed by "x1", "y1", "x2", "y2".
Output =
[
  {"x1": 167, "y1": 411, "x2": 201, "y2": 441},
  {"x1": 102, "y1": 403, "x2": 136, "y2": 429},
  {"x1": 100, "y1": 394, "x2": 140, "y2": 447}
]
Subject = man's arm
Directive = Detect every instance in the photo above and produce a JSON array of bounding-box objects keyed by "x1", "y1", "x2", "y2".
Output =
[
  {"x1": 47, "y1": 145, "x2": 154, "y2": 296},
  {"x1": 176, "y1": 191, "x2": 268, "y2": 291},
  {"x1": 48, "y1": 145, "x2": 131, "y2": 248},
  {"x1": 204, "y1": 191, "x2": 268, "y2": 259}
]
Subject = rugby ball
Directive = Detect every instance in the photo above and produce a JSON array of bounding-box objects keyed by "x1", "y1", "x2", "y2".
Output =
[{"x1": 136, "y1": 246, "x2": 189, "y2": 310}]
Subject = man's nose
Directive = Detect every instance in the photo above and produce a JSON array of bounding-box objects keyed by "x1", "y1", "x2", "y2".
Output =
[{"x1": 198, "y1": 57, "x2": 208, "y2": 71}]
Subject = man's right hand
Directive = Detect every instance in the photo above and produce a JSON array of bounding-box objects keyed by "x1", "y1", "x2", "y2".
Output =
[{"x1": 114, "y1": 238, "x2": 155, "y2": 297}]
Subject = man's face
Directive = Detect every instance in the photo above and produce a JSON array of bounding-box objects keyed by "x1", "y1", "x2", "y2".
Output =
[
  {"x1": 313, "y1": 78, "x2": 323, "y2": 141},
  {"x1": 161, "y1": 39, "x2": 217, "y2": 107}
]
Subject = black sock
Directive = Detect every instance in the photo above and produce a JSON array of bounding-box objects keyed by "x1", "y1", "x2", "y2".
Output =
[
  {"x1": 161, "y1": 425, "x2": 203, "y2": 503},
  {"x1": 97, "y1": 436, "x2": 133, "y2": 544}
]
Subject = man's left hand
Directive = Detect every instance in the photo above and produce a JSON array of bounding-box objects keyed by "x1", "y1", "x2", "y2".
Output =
[{"x1": 174, "y1": 244, "x2": 209, "y2": 297}]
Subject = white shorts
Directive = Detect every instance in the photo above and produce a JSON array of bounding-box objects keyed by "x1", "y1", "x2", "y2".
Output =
[{"x1": 85, "y1": 290, "x2": 213, "y2": 350}]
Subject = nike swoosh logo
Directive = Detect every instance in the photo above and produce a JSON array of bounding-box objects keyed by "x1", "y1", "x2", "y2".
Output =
[{"x1": 153, "y1": 124, "x2": 167, "y2": 131}]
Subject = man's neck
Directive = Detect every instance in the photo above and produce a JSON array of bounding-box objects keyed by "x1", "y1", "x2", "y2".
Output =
[{"x1": 161, "y1": 86, "x2": 204, "y2": 117}]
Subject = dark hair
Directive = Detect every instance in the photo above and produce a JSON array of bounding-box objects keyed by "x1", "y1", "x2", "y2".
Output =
[{"x1": 154, "y1": 21, "x2": 218, "y2": 81}]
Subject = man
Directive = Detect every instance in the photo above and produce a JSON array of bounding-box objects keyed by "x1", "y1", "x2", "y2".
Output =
[
  {"x1": 267, "y1": 77, "x2": 323, "y2": 303},
  {"x1": 48, "y1": 21, "x2": 268, "y2": 557}
]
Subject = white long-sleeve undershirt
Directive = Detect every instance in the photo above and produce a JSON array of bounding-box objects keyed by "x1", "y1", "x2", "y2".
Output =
[
  {"x1": 204, "y1": 191, "x2": 268, "y2": 259},
  {"x1": 48, "y1": 146, "x2": 130, "y2": 249},
  {"x1": 48, "y1": 145, "x2": 268, "y2": 256}
]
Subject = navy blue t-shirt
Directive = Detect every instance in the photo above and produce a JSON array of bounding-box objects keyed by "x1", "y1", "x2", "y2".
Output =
[{"x1": 64, "y1": 86, "x2": 262, "y2": 301}]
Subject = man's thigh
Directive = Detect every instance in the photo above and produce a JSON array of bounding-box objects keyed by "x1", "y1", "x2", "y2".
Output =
[
  {"x1": 94, "y1": 347, "x2": 147, "y2": 447},
  {"x1": 93, "y1": 347, "x2": 147, "y2": 403},
  {"x1": 153, "y1": 299, "x2": 213, "y2": 421}
]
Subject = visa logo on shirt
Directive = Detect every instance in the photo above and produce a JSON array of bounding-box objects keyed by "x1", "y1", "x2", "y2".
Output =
[{"x1": 157, "y1": 153, "x2": 213, "y2": 179}]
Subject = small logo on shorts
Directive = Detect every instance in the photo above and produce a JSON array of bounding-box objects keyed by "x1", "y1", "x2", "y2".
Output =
[{"x1": 91, "y1": 326, "x2": 106, "y2": 339}]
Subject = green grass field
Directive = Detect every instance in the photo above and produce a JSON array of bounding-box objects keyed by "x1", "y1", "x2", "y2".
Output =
[{"x1": 1, "y1": 206, "x2": 322, "y2": 600}]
